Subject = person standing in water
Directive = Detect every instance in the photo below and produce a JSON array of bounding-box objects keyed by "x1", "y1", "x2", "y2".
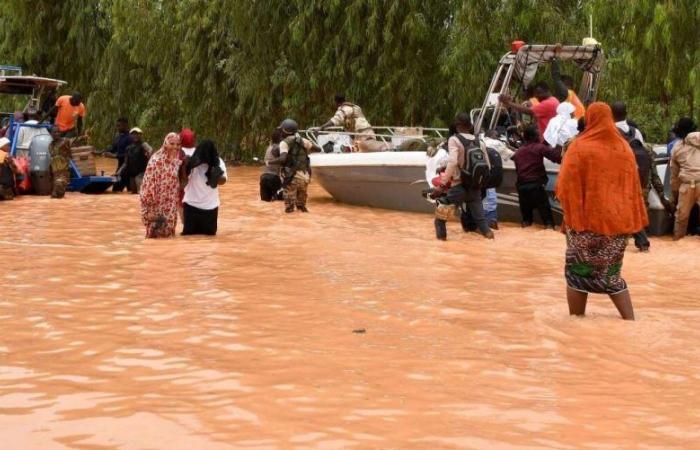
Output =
[
  {"x1": 139, "y1": 133, "x2": 186, "y2": 238},
  {"x1": 433, "y1": 113, "x2": 494, "y2": 241},
  {"x1": 0, "y1": 137, "x2": 18, "y2": 200},
  {"x1": 260, "y1": 128, "x2": 284, "y2": 201},
  {"x1": 182, "y1": 140, "x2": 227, "y2": 236},
  {"x1": 512, "y1": 125, "x2": 562, "y2": 229},
  {"x1": 272, "y1": 119, "x2": 320, "y2": 213},
  {"x1": 120, "y1": 127, "x2": 153, "y2": 194},
  {"x1": 556, "y1": 102, "x2": 648, "y2": 320},
  {"x1": 48, "y1": 126, "x2": 73, "y2": 199},
  {"x1": 670, "y1": 129, "x2": 700, "y2": 241}
]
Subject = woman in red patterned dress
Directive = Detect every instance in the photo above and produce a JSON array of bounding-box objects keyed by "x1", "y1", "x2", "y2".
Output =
[{"x1": 139, "y1": 132, "x2": 185, "y2": 238}]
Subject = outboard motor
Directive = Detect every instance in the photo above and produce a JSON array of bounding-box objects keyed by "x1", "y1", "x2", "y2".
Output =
[{"x1": 28, "y1": 134, "x2": 53, "y2": 195}]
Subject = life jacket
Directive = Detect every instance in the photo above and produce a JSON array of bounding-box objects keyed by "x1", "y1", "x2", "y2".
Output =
[
  {"x1": 619, "y1": 126, "x2": 652, "y2": 190},
  {"x1": 455, "y1": 134, "x2": 503, "y2": 190},
  {"x1": 567, "y1": 90, "x2": 586, "y2": 119},
  {"x1": 282, "y1": 135, "x2": 310, "y2": 174}
]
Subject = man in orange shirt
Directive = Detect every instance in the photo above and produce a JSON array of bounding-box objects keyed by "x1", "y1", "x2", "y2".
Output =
[{"x1": 51, "y1": 92, "x2": 86, "y2": 137}]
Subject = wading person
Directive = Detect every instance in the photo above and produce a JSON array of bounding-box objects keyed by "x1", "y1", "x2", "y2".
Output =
[
  {"x1": 433, "y1": 113, "x2": 494, "y2": 241},
  {"x1": 670, "y1": 130, "x2": 700, "y2": 241},
  {"x1": 107, "y1": 117, "x2": 132, "y2": 192},
  {"x1": 182, "y1": 140, "x2": 227, "y2": 236},
  {"x1": 612, "y1": 101, "x2": 674, "y2": 251},
  {"x1": 120, "y1": 127, "x2": 153, "y2": 194},
  {"x1": 260, "y1": 128, "x2": 283, "y2": 202},
  {"x1": 274, "y1": 119, "x2": 320, "y2": 213},
  {"x1": 0, "y1": 137, "x2": 18, "y2": 200},
  {"x1": 556, "y1": 102, "x2": 648, "y2": 321},
  {"x1": 48, "y1": 126, "x2": 73, "y2": 199},
  {"x1": 512, "y1": 125, "x2": 562, "y2": 228},
  {"x1": 140, "y1": 133, "x2": 186, "y2": 238}
]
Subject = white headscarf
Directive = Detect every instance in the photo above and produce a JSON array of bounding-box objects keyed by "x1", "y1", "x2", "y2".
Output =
[{"x1": 544, "y1": 102, "x2": 579, "y2": 147}]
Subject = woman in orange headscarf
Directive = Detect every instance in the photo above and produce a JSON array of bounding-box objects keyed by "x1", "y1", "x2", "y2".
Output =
[
  {"x1": 140, "y1": 132, "x2": 185, "y2": 238},
  {"x1": 556, "y1": 102, "x2": 648, "y2": 320}
]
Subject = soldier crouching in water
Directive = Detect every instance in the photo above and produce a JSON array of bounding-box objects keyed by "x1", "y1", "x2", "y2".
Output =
[
  {"x1": 48, "y1": 126, "x2": 73, "y2": 199},
  {"x1": 269, "y1": 119, "x2": 321, "y2": 213}
]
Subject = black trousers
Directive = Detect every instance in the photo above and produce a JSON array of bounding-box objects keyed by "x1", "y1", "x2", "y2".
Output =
[
  {"x1": 260, "y1": 173, "x2": 282, "y2": 201},
  {"x1": 632, "y1": 229, "x2": 650, "y2": 249},
  {"x1": 517, "y1": 181, "x2": 554, "y2": 226},
  {"x1": 182, "y1": 203, "x2": 218, "y2": 236},
  {"x1": 112, "y1": 156, "x2": 126, "y2": 192}
]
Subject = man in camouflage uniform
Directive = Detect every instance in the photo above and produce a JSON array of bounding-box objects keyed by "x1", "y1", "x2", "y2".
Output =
[
  {"x1": 48, "y1": 126, "x2": 72, "y2": 198},
  {"x1": 273, "y1": 119, "x2": 320, "y2": 213},
  {"x1": 319, "y1": 94, "x2": 389, "y2": 152}
]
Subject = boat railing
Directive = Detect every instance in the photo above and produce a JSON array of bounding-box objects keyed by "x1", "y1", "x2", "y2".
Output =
[{"x1": 300, "y1": 126, "x2": 449, "y2": 150}]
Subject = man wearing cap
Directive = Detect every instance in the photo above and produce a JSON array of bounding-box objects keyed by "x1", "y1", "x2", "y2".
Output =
[
  {"x1": 670, "y1": 123, "x2": 700, "y2": 240},
  {"x1": 0, "y1": 137, "x2": 18, "y2": 200},
  {"x1": 120, "y1": 127, "x2": 153, "y2": 194},
  {"x1": 270, "y1": 119, "x2": 320, "y2": 213}
]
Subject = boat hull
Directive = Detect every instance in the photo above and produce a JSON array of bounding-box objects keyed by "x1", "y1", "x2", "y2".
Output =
[{"x1": 311, "y1": 152, "x2": 673, "y2": 235}]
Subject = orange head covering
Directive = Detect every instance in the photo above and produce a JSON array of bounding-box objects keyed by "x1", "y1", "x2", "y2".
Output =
[{"x1": 555, "y1": 102, "x2": 648, "y2": 235}]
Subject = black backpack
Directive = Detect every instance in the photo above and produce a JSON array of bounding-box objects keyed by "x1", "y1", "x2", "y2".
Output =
[
  {"x1": 455, "y1": 134, "x2": 503, "y2": 190},
  {"x1": 620, "y1": 126, "x2": 651, "y2": 189}
]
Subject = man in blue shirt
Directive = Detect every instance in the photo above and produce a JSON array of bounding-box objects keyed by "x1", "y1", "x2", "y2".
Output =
[{"x1": 106, "y1": 117, "x2": 132, "y2": 192}]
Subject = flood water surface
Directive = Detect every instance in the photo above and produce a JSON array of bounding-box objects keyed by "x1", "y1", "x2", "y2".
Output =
[{"x1": 1, "y1": 165, "x2": 699, "y2": 449}]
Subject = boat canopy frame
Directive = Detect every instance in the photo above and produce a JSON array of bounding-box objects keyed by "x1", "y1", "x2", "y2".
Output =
[{"x1": 473, "y1": 44, "x2": 605, "y2": 135}]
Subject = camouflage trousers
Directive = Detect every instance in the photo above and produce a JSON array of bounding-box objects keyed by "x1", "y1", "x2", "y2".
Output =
[
  {"x1": 52, "y1": 171, "x2": 69, "y2": 199},
  {"x1": 0, "y1": 186, "x2": 15, "y2": 200},
  {"x1": 284, "y1": 173, "x2": 309, "y2": 210}
]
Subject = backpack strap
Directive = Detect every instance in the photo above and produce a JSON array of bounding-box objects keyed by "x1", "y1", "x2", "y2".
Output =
[
  {"x1": 454, "y1": 134, "x2": 474, "y2": 169},
  {"x1": 454, "y1": 134, "x2": 491, "y2": 170}
]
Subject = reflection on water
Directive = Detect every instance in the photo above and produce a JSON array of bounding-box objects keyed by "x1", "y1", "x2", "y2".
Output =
[{"x1": 1, "y1": 162, "x2": 699, "y2": 449}]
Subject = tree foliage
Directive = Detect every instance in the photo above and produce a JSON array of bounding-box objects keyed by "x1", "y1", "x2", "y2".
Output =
[{"x1": 0, "y1": 0, "x2": 698, "y2": 158}]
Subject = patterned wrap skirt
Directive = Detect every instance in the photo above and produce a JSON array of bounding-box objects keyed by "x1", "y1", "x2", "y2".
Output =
[{"x1": 565, "y1": 230, "x2": 629, "y2": 295}]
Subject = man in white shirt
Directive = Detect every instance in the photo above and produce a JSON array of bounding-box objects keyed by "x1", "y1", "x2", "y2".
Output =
[
  {"x1": 611, "y1": 101, "x2": 645, "y2": 143},
  {"x1": 182, "y1": 140, "x2": 227, "y2": 236}
]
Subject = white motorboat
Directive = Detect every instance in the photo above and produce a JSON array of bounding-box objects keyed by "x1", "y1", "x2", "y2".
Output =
[{"x1": 307, "y1": 43, "x2": 673, "y2": 235}]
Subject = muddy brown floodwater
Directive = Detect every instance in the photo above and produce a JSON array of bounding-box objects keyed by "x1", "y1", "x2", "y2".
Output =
[{"x1": 1, "y1": 161, "x2": 699, "y2": 449}]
